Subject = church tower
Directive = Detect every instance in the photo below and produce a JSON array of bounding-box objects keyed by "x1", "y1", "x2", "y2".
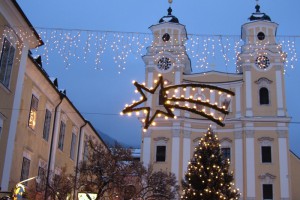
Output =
[
  {"x1": 141, "y1": 5, "x2": 191, "y2": 174},
  {"x1": 236, "y1": 3, "x2": 291, "y2": 200}
]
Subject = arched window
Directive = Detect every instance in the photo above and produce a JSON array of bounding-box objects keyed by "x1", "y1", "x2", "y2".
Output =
[
  {"x1": 219, "y1": 94, "x2": 232, "y2": 112},
  {"x1": 259, "y1": 87, "x2": 269, "y2": 105}
]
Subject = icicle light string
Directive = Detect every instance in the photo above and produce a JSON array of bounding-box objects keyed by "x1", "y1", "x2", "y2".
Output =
[{"x1": 0, "y1": 25, "x2": 298, "y2": 73}]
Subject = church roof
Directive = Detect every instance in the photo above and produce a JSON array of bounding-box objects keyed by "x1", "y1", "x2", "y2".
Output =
[
  {"x1": 159, "y1": 7, "x2": 179, "y2": 23},
  {"x1": 249, "y1": 4, "x2": 271, "y2": 21}
]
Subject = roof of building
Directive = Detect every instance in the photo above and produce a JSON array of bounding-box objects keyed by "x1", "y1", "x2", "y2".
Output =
[
  {"x1": 159, "y1": 7, "x2": 179, "y2": 23},
  {"x1": 249, "y1": 4, "x2": 271, "y2": 22},
  {"x1": 290, "y1": 150, "x2": 300, "y2": 160},
  {"x1": 28, "y1": 52, "x2": 108, "y2": 149},
  {"x1": 11, "y1": 0, "x2": 44, "y2": 47}
]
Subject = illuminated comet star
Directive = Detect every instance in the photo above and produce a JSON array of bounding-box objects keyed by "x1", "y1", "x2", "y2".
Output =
[{"x1": 121, "y1": 75, "x2": 235, "y2": 130}]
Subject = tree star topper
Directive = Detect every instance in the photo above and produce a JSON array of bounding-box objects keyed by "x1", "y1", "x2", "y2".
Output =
[{"x1": 121, "y1": 75, "x2": 235, "y2": 130}]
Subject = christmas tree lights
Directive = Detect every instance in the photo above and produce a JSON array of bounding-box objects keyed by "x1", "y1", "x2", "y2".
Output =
[{"x1": 181, "y1": 126, "x2": 240, "y2": 200}]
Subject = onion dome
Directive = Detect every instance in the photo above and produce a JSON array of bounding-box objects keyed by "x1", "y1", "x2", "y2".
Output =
[
  {"x1": 249, "y1": 4, "x2": 271, "y2": 21},
  {"x1": 159, "y1": 7, "x2": 179, "y2": 23}
]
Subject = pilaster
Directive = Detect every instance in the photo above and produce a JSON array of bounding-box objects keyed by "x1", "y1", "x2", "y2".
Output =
[
  {"x1": 142, "y1": 130, "x2": 152, "y2": 168},
  {"x1": 277, "y1": 130, "x2": 290, "y2": 199},
  {"x1": 246, "y1": 130, "x2": 255, "y2": 199},
  {"x1": 244, "y1": 65, "x2": 253, "y2": 117},
  {"x1": 234, "y1": 130, "x2": 243, "y2": 197},
  {"x1": 171, "y1": 128, "x2": 180, "y2": 179},
  {"x1": 182, "y1": 130, "x2": 191, "y2": 178}
]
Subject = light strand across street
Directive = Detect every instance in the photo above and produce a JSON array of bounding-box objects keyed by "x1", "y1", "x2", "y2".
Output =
[{"x1": 0, "y1": 25, "x2": 298, "y2": 74}]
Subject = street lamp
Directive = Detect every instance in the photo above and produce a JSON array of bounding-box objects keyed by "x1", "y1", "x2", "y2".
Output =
[{"x1": 13, "y1": 176, "x2": 40, "y2": 200}]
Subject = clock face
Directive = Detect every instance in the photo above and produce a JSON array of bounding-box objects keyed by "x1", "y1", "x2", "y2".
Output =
[
  {"x1": 162, "y1": 33, "x2": 170, "y2": 42},
  {"x1": 255, "y1": 56, "x2": 270, "y2": 69},
  {"x1": 157, "y1": 57, "x2": 172, "y2": 71}
]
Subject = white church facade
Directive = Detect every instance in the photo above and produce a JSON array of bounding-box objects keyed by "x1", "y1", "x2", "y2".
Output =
[{"x1": 140, "y1": 4, "x2": 300, "y2": 200}]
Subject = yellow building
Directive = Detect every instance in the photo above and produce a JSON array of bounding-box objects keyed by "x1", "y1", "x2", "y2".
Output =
[
  {"x1": 0, "y1": 0, "x2": 42, "y2": 191},
  {"x1": 140, "y1": 5, "x2": 300, "y2": 200},
  {"x1": 0, "y1": 1, "x2": 107, "y2": 198}
]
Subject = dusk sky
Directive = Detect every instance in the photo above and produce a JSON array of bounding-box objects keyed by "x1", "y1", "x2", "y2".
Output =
[{"x1": 17, "y1": 0, "x2": 300, "y2": 155}]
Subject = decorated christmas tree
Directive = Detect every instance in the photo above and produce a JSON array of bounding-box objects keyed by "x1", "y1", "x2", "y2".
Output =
[{"x1": 181, "y1": 126, "x2": 240, "y2": 200}]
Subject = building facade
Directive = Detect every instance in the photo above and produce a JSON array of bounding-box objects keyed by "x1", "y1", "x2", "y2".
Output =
[
  {"x1": 140, "y1": 5, "x2": 299, "y2": 200},
  {"x1": 0, "y1": 0, "x2": 42, "y2": 191},
  {"x1": 0, "y1": 1, "x2": 107, "y2": 199}
]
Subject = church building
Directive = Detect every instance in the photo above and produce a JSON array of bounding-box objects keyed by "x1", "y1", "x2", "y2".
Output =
[{"x1": 140, "y1": 3, "x2": 300, "y2": 200}]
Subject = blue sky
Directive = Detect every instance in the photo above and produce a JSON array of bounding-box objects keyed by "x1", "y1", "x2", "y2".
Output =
[{"x1": 17, "y1": 0, "x2": 300, "y2": 155}]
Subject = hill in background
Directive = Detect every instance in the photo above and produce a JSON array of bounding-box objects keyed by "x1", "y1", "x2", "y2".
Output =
[{"x1": 97, "y1": 129, "x2": 139, "y2": 148}]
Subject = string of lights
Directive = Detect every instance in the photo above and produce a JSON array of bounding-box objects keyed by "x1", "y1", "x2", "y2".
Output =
[{"x1": 0, "y1": 25, "x2": 298, "y2": 73}]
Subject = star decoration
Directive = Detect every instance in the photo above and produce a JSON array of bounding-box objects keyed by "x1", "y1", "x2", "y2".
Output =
[
  {"x1": 121, "y1": 75, "x2": 235, "y2": 130},
  {"x1": 164, "y1": 83, "x2": 235, "y2": 127},
  {"x1": 121, "y1": 75, "x2": 175, "y2": 130}
]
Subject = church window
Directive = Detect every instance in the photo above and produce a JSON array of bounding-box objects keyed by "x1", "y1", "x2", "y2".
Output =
[
  {"x1": 0, "y1": 37, "x2": 15, "y2": 88},
  {"x1": 222, "y1": 98, "x2": 231, "y2": 111},
  {"x1": 260, "y1": 87, "x2": 269, "y2": 105},
  {"x1": 261, "y1": 146, "x2": 272, "y2": 163},
  {"x1": 154, "y1": 137, "x2": 169, "y2": 162},
  {"x1": 263, "y1": 184, "x2": 273, "y2": 200},
  {"x1": 28, "y1": 95, "x2": 39, "y2": 130},
  {"x1": 221, "y1": 147, "x2": 231, "y2": 161},
  {"x1": 220, "y1": 94, "x2": 231, "y2": 112},
  {"x1": 156, "y1": 145, "x2": 166, "y2": 162},
  {"x1": 220, "y1": 138, "x2": 232, "y2": 162}
]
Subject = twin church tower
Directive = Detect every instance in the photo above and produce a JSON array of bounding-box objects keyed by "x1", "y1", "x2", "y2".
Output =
[{"x1": 140, "y1": 2, "x2": 298, "y2": 200}]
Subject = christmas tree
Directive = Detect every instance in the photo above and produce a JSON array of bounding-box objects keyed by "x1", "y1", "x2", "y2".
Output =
[{"x1": 181, "y1": 126, "x2": 240, "y2": 200}]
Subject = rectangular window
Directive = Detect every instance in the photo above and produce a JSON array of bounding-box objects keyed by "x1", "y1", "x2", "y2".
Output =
[
  {"x1": 38, "y1": 166, "x2": 45, "y2": 178},
  {"x1": 28, "y1": 95, "x2": 38, "y2": 130},
  {"x1": 156, "y1": 146, "x2": 166, "y2": 162},
  {"x1": 20, "y1": 157, "x2": 30, "y2": 184},
  {"x1": 43, "y1": 109, "x2": 52, "y2": 141},
  {"x1": 37, "y1": 166, "x2": 46, "y2": 191},
  {"x1": 221, "y1": 147, "x2": 231, "y2": 161},
  {"x1": 70, "y1": 132, "x2": 77, "y2": 160},
  {"x1": 0, "y1": 38, "x2": 15, "y2": 88},
  {"x1": 262, "y1": 146, "x2": 272, "y2": 163},
  {"x1": 263, "y1": 184, "x2": 273, "y2": 200},
  {"x1": 58, "y1": 121, "x2": 66, "y2": 151}
]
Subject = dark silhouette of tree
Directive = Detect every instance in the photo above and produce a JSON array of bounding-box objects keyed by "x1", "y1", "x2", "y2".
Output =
[
  {"x1": 74, "y1": 141, "x2": 140, "y2": 200},
  {"x1": 132, "y1": 165, "x2": 179, "y2": 200},
  {"x1": 26, "y1": 168, "x2": 73, "y2": 200},
  {"x1": 181, "y1": 126, "x2": 240, "y2": 200},
  {"x1": 75, "y1": 140, "x2": 179, "y2": 200}
]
